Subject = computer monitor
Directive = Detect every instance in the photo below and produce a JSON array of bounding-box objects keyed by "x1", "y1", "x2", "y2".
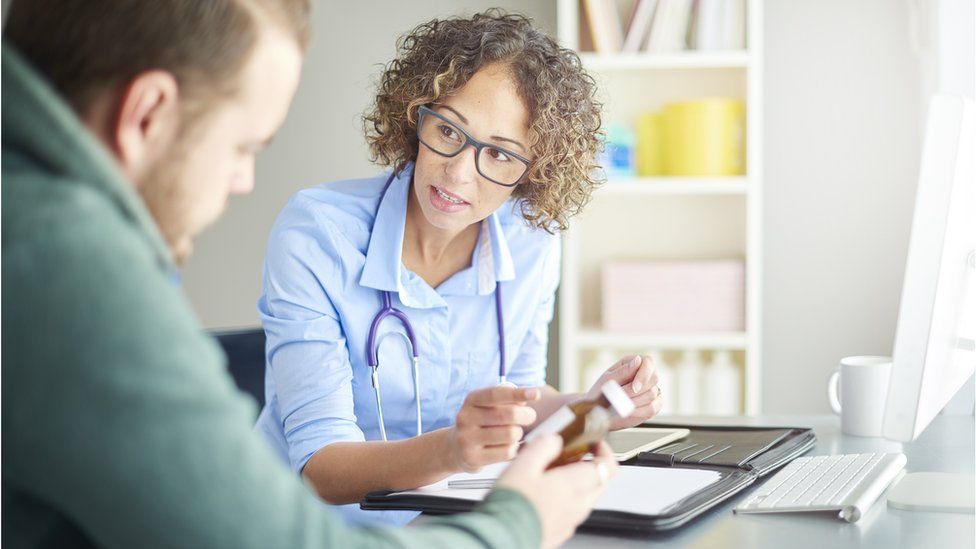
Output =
[
  {"x1": 883, "y1": 94, "x2": 976, "y2": 442},
  {"x1": 881, "y1": 94, "x2": 975, "y2": 513}
]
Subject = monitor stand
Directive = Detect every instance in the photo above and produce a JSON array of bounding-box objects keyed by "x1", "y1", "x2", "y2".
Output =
[{"x1": 887, "y1": 472, "x2": 976, "y2": 513}]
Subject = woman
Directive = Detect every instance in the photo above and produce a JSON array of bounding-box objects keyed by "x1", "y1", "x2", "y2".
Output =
[{"x1": 255, "y1": 10, "x2": 663, "y2": 524}]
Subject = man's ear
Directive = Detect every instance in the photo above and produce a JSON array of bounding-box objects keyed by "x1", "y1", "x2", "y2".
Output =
[{"x1": 111, "y1": 70, "x2": 181, "y2": 183}]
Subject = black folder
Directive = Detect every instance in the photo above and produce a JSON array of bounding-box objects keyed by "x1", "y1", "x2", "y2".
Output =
[{"x1": 361, "y1": 422, "x2": 816, "y2": 533}]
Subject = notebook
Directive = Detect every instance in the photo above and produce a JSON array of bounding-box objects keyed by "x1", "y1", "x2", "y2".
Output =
[
  {"x1": 607, "y1": 426, "x2": 691, "y2": 460},
  {"x1": 394, "y1": 462, "x2": 723, "y2": 516},
  {"x1": 362, "y1": 422, "x2": 816, "y2": 532}
]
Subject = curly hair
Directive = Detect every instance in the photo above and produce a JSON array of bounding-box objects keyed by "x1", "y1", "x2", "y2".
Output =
[{"x1": 363, "y1": 9, "x2": 603, "y2": 232}]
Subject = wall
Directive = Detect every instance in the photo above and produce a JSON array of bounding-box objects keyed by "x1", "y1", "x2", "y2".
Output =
[{"x1": 763, "y1": 0, "x2": 922, "y2": 413}]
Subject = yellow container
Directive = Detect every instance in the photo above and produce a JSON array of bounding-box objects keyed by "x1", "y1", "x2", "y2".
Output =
[
  {"x1": 662, "y1": 99, "x2": 746, "y2": 176},
  {"x1": 635, "y1": 112, "x2": 666, "y2": 176}
]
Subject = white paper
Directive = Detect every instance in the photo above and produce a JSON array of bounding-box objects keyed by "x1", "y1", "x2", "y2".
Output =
[
  {"x1": 395, "y1": 463, "x2": 722, "y2": 516},
  {"x1": 594, "y1": 466, "x2": 720, "y2": 514}
]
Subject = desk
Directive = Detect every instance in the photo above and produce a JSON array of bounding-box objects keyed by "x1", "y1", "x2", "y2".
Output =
[{"x1": 568, "y1": 414, "x2": 975, "y2": 548}]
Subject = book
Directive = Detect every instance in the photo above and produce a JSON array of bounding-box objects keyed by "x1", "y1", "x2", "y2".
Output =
[
  {"x1": 686, "y1": 0, "x2": 700, "y2": 48},
  {"x1": 646, "y1": 0, "x2": 692, "y2": 53},
  {"x1": 644, "y1": 0, "x2": 672, "y2": 53},
  {"x1": 622, "y1": 0, "x2": 659, "y2": 53},
  {"x1": 583, "y1": 0, "x2": 625, "y2": 53},
  {"x1": 694, "y1": 0, "x2": 723, "y2": 50},
  {"x1": 695, "y1": 0, "x2": 745, "y2": 50},
  {"x1": 665, "y1": 0, "x2": 694, "y2": 52},
  {"x1": 721, "y1": 0, "x2": 746, "y2": 50}
]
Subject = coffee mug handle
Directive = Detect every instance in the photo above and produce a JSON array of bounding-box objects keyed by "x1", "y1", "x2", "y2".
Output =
[{"x1": 828, "y1": 370, "x2": 842, "y2": 414}]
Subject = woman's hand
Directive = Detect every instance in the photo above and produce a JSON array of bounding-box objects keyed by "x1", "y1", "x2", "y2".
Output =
[
  {"x1": 445, "y1": 385, "x2": 540, "y2": 472},
  {"x1": 585, "y1": 354, "x2": 662, "y2": 430}
]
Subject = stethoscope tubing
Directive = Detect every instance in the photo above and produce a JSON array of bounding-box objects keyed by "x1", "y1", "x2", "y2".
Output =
[{"x1": 365, "y1": 171, "x2": 508, "y2": 441}]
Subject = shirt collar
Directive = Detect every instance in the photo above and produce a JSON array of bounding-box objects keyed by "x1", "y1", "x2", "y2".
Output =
[
  {"x1": 359, "y1": 164, "x2": 443, "y2": 309},
  {"x1": 359, "y1": 164, "x2": 413, "y2": 292},
  {"x1": 358, "y1": 163, "x2": 517, "y2": 304},
  {"x1": 475, "y1": 209, "x2": 516, "y2": 295}
]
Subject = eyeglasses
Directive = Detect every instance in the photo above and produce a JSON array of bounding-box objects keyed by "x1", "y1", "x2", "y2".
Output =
[{"x1": 416, "y1": 105, "x2": 531, "y2": 187}]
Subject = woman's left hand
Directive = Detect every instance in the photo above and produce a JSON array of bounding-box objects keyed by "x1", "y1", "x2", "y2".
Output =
[{"x1": 584, "y1": 354, "x2": 663, "y2": 430}]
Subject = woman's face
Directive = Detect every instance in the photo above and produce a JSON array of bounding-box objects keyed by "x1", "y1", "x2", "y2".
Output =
[{"x1": 412, "y1": 64, "x2": 532, "y2": 234}]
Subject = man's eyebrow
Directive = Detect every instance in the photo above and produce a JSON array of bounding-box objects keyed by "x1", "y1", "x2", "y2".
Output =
[{"x1": 436, "y1": 105, "x2": 527, "y2": 153}]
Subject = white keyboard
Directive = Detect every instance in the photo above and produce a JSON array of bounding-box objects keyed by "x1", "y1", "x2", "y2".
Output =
[{"x1": 734, "y1": 452, "x2": 907, "y2": 522}]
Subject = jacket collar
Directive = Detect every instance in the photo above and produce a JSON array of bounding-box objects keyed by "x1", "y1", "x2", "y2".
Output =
[{"x1": 1, "y1": 43, "x2": 174, "y2": 270}]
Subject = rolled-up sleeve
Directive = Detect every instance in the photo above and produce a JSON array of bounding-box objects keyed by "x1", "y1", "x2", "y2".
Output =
[
  {"x1": 259, "y1": 205, "x2": 365, "y2": 474},
  {"x1": 505, "y1": 235, "x2": 561, "y2": 388}
]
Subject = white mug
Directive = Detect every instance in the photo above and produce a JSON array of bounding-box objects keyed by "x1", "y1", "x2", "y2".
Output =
[{"x1": 828, "y1": 356, "x2": 892, "y2": 437}]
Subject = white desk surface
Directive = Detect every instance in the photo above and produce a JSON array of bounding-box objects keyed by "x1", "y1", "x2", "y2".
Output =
[{"x1": 567, "y1": 414, "x2": 975, "y2": 549}]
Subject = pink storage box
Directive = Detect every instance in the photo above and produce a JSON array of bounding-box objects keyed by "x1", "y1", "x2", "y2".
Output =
[{"x1": 602, "y1": 260, "x2": 745, "y2": 332}]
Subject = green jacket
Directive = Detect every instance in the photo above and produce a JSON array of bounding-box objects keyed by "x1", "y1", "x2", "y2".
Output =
[{"x1": 0, "y1": 44, "x2": 541, "y2": 549}]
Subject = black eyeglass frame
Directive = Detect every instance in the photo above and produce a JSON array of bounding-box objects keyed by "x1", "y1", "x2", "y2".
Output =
[{"x1": 416, "y1": 105, "x2": 531, "y2": 188}]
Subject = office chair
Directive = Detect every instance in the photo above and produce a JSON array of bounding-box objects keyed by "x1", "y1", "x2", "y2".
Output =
[{"x1": 211, "y1": 328, "x2": 266, "y2": 408}]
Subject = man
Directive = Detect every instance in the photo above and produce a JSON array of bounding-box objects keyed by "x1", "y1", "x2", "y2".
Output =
[{"x1": 1, "y1": 1, "x2": 617, "y2": 548}]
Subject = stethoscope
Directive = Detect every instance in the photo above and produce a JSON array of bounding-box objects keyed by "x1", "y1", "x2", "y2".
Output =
[{"x1": 365, "y1": 172, "x2": 508, "y2": 441}]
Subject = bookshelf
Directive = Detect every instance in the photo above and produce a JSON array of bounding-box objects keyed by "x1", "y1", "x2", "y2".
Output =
[
  {"x1": 596, "y1": 176, "x2": 748, "y2": 195},
  {"x1": 580, "y1": 51, "x2": 749, "y2": 70},
  {"x1": 556, "y1": 0, "x2": 763, "y2": 415}
]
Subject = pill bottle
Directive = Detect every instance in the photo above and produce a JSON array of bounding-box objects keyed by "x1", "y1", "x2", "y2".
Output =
[{"x1": 526, "y1": 380, "x2": 635, "y2": 467}]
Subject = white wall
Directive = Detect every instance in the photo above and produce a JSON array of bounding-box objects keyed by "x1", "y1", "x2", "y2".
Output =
[
  {"x1": 181, "y1": 1, "x2": 557, "y2": 328},
  {"x1": 763, "y1": 0, "x2": 922, "y2": 413}
]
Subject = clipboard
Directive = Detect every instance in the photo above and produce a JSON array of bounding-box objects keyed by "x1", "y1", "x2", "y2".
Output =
[{"x1": 361, "y1": 422, "x2": 816, "y2": 533}]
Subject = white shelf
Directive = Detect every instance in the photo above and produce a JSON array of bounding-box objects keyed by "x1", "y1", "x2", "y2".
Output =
[
  {"x1": 575, "y1": 329, "x2": 748, "y2": 350},
  {"x1": 598, "y1": 177, "x2": 748, "y2": 195},
  {"x1": 556, "y1": 0, "x2": 763, "y2": 415},
  {"x1": 580, "y1": 51, "x2": 749, "y2": 71}
]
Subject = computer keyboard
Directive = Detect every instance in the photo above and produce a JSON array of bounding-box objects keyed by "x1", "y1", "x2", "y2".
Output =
[{"x1": 734, "y1": 452, "x2": 907, "y2": 522}]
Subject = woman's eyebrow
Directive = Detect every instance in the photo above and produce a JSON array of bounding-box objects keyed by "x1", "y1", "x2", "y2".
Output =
[
  {"x1": 492, "y1": 136, "x2": 527, "y2": 153},
  {"x1": 438, "y1": 105, "x2": 469, "y2": 125},
  {"x1": 436, "y1": 105, "x2": 528, "y2": 153}
]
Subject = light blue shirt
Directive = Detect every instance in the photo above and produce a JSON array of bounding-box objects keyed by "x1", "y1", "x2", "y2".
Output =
[{"x1": 254, "y1": 163, "x2": 560, "y2": 525}]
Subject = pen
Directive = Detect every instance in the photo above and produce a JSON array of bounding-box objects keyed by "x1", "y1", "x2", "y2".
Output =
[
  {"x1": 447, "y1": 479, "x2": 495, "y2": 489},
  {"x1": 634, "y1": 452, "x2": 676, "y2": 466}
]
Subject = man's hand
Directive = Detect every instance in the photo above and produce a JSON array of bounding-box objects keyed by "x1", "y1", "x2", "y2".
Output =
[
  {"x1": 495, "y1": 435, "x2": 617, "y2": 549},
  {"x1": 446, "y1": 386, "x2": 540, "y2": 472},
  {"x1": 585, "y1": 355, "x2": 662, "y2": 430}
]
